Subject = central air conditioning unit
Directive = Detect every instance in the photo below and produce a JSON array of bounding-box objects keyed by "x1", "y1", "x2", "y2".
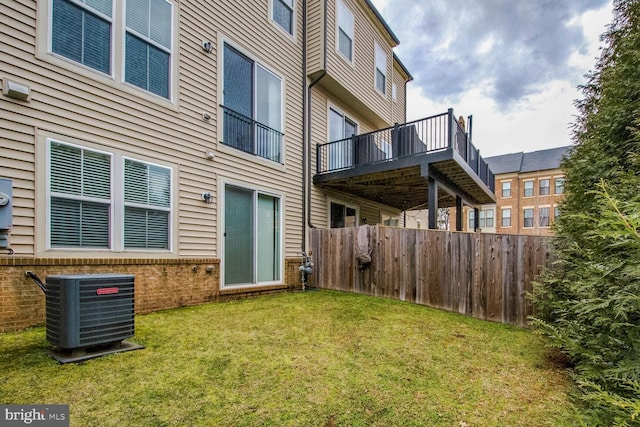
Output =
[{"x1": 26, "y1": 272, "x2": 143, "y2": 362}]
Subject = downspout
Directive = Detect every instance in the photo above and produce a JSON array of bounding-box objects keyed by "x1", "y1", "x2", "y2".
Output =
[{"x1": 304, "y1": 0, "x2": 329, "y2": 243}]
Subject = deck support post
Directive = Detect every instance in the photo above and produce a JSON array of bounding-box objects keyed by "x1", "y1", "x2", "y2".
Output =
[
  {"x1": 428, "y1": 177, "x2": 438, "y2": 229},
  {"x1": 455, "y1": 196, "x2": 463, "y2": 231}
]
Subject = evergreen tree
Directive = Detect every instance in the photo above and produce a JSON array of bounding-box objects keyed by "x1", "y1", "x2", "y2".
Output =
[{"x1": 531, "y1": 1, "x2": 640, "y2": 424}]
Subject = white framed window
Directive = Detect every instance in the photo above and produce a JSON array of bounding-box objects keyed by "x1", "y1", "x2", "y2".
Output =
[
  {"x1": 501, "y1": 181, "x2": 511, "y2": 198},
  {"x1": 484, "y1": 208, "x2": 494, "y2": 228},
  {"x1": 468, "y1": 209, "x2": 475, "y2": 229},
  {"x1": 501, "y1": 208, "x2": 511, "y2": 227},
  {"x1": 47, "y1": 139, "x2": 172, "y2": 251},
  {"x1": 539, "y1": 178, "x2": 550, "y2": 196},
  {"x1": 392, "y1": 82, "x2": 397, "y2": 101},
  {"x1": 328, "y1": 106, "x2": 357, "y2": 170},
  {"x1": 539, "y1": 206, "x2": 550, "y2": 227},
  {"x1": 51, "y1": 0, "x2": 113, "y2": 75},
  {"x1": 523, "y1": 180, "x2": 534, "y2": 197},
  {"x1": 125, "y1": 0, "x2": 173, "y2": 98},
  {"x1": 272, "y1": 0, "x2": 294, "y2": 35},
  {"x1": 523, "y1": 208, "x2": 534, "y2": 228},
  {"x1": 223, "y1": 183, "x2": 282, "y2": 287},
  {"x1": 330, "y1": 201, "x2": 358, "y2": 228},
  {"x1": 48, "y1": 0, "x2": 174, "y2": 100},
  {"x1": 222, "y1": 42, "x2": 283, "y2": 163},
  {"x1": 554, "y1": 205, "x2": 561, "y2": 222},
  {"x1": 554, "y1": 177, "x2": 565, "y2": 194},
  {"x1": 374, "y1": 43, "x2": 387, "y2": 95},
  {"x1": 336, "y1": 0, "x2": 354, "y2": 62}
]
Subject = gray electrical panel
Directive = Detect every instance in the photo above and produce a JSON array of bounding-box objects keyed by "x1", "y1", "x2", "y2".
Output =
[{"x1": 0, "y1": 178, "x2": 13, "y2": 248}]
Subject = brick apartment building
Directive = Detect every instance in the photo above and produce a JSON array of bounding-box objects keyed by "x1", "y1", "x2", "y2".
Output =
[{"x1": 463, "y1": 146, "x2": 571, "y2": 236}]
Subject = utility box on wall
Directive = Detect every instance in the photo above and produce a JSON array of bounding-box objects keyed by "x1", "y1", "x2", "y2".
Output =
[{"x1": 0, "y1": 178, "x2": 13, "y2": 248}]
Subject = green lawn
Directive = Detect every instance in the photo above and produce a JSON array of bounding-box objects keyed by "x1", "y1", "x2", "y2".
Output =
[{"x1": 0, "y1": 290, "x2": 578, "y2": 426}]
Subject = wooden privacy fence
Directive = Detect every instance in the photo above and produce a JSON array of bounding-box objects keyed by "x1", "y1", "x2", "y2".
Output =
[{"x1": 309, "y1": 226, "x2": 553, "y2": 326}]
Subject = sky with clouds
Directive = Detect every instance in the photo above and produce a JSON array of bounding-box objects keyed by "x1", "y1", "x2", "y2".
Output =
[{"x1": 370, "y1": 0, "x2": 614, "y2": 157}]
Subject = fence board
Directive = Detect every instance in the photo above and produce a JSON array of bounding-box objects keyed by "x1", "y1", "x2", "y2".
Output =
[{"x1": 309, "y1": 225, "x2": 552, "y2": 326}]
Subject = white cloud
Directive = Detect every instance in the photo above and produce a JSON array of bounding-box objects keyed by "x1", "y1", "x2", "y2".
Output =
[{"x1": 370, "y1": 0, "x2": 614, "y2": 158}]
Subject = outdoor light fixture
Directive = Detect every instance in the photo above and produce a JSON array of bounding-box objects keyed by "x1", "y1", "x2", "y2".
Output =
[{"x1": 202, "y1": 40, "x2": 213, "y2": 53}]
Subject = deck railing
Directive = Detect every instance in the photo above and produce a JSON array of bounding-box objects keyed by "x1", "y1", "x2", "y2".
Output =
[
  {"x1": 316, "y1": 109, "x2": 495, "y2": 192},
  {"x1": 221, "y1": 106, "x2": 283, "y2": 163}
]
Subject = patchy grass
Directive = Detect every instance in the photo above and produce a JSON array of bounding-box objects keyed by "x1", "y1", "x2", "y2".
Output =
[{"x1": 0, "y1": 290, "x2": 578, "y2": 426}]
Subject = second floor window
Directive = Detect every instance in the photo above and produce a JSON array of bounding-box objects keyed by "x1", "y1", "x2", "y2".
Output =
[
  {"x1": 374, "y1": 43, "x2": 387, "y2": 95},
  {"x1": 501, "y1": 181, "x2": 511, "y2": 197},
  {"x1": 50, "y1": 0, "x2": 173, "y2": 99},
  {"x1": 125, "y1": 0, "x2": 173, "y2": 98},
  {"x1": 555, "y1": 177, "x2": 565, "y2": 194},
  {"x1": 328, "y1": 108, "x2": 357, "y2": 169},
  {"x1": 524, "y1": 180, "x2": 534, "y2": 197},
  {"x1": 337, "y1": 0, "x2": 354, "y2": 62},
  {"x1": 272, "y1": 0, "x2": 294, "y2": 35},
  {"x1": 222, "y1": 43, "x2": 283, "y2": 163},
  {"x1": 539, "y1": 207, "x2": 550, "y2": 227},
  {"x1": 539, "y1": 178, "x2": 550, "y2": 195},
  {"x1": 502, "y1": 208, "x2": 511, "y2": 227},
  {"x1": 523, "y1": 208, "x2": 534, "y2": 228},
  {"x1": 52, "y1": 0, "x2": 113, "y2": 75}
]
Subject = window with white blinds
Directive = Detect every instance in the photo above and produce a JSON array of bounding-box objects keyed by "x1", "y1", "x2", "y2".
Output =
[
  {"x1": 124, "y1": 159, "x2": 171, "y2": 249},
  {"x1": 49, "y1": 0, "x2": 173, "y2": 99},
  {"x1": 125, "y1": 0, "x2": 172, "y2": 98},
  {"x1": 51, "y1": 0, "x2": 113, "y2": 74},
  {"x1": 49, "y1": 142, "x2": 112, "y2": 248},
  {"x1": 48, "y1": 140, "x2": 172, "y2": 251}
]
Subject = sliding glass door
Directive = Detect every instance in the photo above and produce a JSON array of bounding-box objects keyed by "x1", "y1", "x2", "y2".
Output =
[{"x1": 224, "y1": 185, "x2": 281, "y2": 286}]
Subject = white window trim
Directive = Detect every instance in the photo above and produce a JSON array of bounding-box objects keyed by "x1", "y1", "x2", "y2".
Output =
[
  {"x1": 501, "y1": 179, "x2": 512, "y2": 198},
  {"x1": 38, "y1": 0, "x2": 178, "y2": 107},
  {"x1": 219, "y1": 178, "x2": 285, "y2": 289},
  {"x1": 538, "y1": 177, "x2": 551, "y2": 196},
  {"x1": 45, "y1": 138, "x2": 174, "y2": 254},
  {"x1": 523, "y1": 206, "x2": 535, "y2": 228},
  {"x1": 327, "y1": 198, "x2": 359, "y2": 229},
  {"x1": 218, "y1": 37, "x2": 286, "y2": 166},
  {"x1": 554, "y1": 176, "x2": 565, "y2": 194},
  {"x1": 327, "y1": 103, "x2": 359, "y2": 142},
  {"x1": 335, "y1": 0, "x2": 355, "y2": 65},
  {"x1": 523, "y1": 179, "x2": 534, "y2": 198},
  {"x1": 538, "y1": 205, "x2": 551, "y2": 228},
  {"x1": 392, "y1": 82, "x2": 397, "y2": 102},
  {"x1": 270, "y1": 0, "x2": 296, "y2": 39},
  {"x1": 501, "y1": 206, "x2": 512, "y2": 228},
  {"x1": 374, "y1": 42, "x2": 387, "y2": 96}
]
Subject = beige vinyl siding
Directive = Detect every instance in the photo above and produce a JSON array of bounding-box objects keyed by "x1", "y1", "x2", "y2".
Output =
[
  {"x1": 309, "y1": 87, "x2": 397, "y2": 227},
  {"x1": 212, "y1": 0, "x2": 304, "y2": 257},
  {"x1": 325, "y1": 0, "x2": 395, "y2": 125},
  {"x1": 391, "y1": 65, "x2": 407, "y2": 125},
  {"x1": 0, "y1": 117, "x2": 36, "y2": 256},
  {"x1": 2, "y1": 0, "x2": 304, "y2": 258},
  {"x1": 307, "y1": 0, "x2": 325, "y2": 75}
]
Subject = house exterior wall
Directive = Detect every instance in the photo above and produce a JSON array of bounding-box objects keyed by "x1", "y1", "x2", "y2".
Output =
[{"x1": 1, "y1": 0, "x2": 409, "y2": 331}]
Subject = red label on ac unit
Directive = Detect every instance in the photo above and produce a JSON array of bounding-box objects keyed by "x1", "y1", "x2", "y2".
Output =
[{"x1": 97, "y1": 287, "x2": 119, "y2": 295}]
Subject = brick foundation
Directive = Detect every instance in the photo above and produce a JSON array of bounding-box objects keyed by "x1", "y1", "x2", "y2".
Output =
[{"x1": 0, "y1": 257, "x2": 304, "y2": 333}]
